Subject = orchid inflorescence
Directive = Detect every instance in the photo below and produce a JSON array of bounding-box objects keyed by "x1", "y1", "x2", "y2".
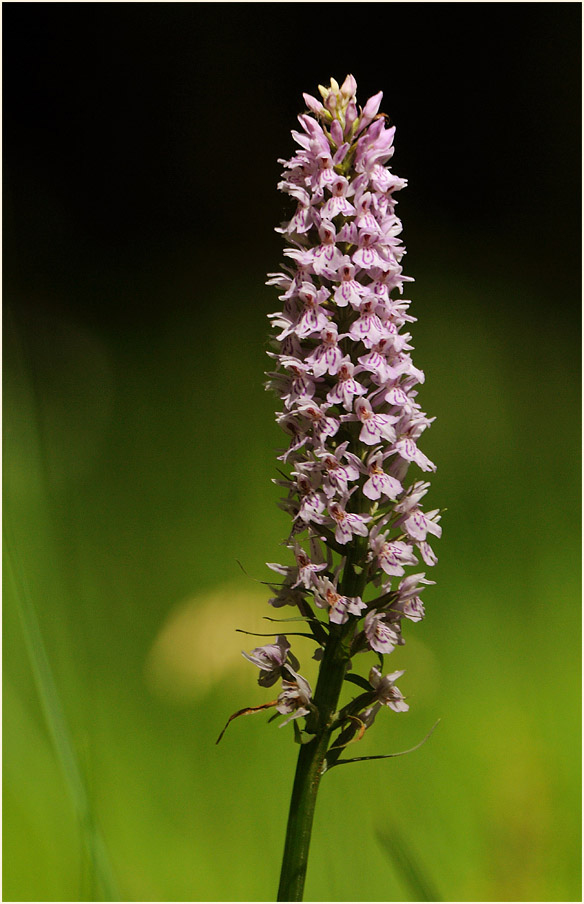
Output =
[{"x1": 222, "y1": 75, "x2": 440, "y2": 765}]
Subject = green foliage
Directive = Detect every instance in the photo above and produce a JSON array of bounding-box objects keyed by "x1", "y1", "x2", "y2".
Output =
[{"x1": 3, "y1": 267, "x2": 580, "y2": 902}]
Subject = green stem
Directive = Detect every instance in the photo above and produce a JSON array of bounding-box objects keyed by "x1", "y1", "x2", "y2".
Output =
[
  {"x1": 277, "y1": 541, "x2": 368, "y2": 901},
  {"x1": 275, "y1": 731, "x2": 328, "y2": 901}
]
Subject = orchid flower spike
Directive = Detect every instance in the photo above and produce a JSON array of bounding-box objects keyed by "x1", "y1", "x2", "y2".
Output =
[{"x1": 224, "y1": 76, "x2": 442, "y2": 903}]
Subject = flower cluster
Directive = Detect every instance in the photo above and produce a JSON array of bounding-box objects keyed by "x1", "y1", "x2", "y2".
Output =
[{"x1": 245, "y1": 76, "x2": 440, "y2": 732}]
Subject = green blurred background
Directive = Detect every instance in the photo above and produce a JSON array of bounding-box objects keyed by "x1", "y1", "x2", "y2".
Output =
[{"x1": 3, "y1": 4, "x2": 581, "y2": 902}]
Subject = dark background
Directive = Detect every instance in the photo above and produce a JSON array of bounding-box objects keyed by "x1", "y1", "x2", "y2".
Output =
[
  {"x1": 3, "y1": 4, "x2": 582, "y2": 902},
  {"x1": 4, "y1": 2, "x2": 581, "y2": 331}
]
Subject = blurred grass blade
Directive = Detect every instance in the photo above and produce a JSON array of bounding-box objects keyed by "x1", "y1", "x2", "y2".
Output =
[
  {"x1": 376, "y1": 825, "x2": 442, "y2": 902},
  {"x1": 4, "y1": 533, "x2": 120, "y2": 902}
]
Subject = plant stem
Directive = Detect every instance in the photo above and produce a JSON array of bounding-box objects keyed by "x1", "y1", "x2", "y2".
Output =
[
  {"x1": 277, "y1": 541, "x2": 367, "y2": 901},
  {"x1": 275, "y1": 729, "x2": 328, "y2": 901}
]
